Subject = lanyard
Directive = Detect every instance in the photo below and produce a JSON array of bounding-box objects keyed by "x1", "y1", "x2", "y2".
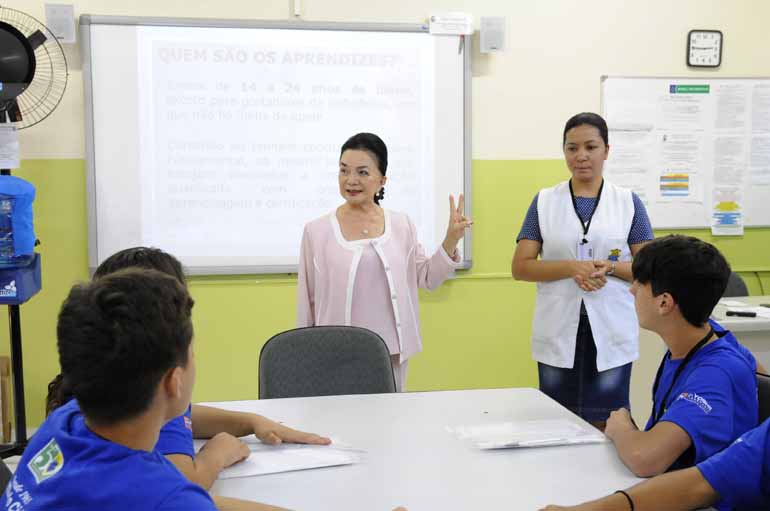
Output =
[
  {"x1": 568, "y1": 179, "x2": 604, "y2": 244},
  {"x1": 650, "y1": 327, "x2": 715, "y2": 427}
]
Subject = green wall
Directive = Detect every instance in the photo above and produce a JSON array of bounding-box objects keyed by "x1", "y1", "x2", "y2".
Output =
[{"x1": 2, "y1": 159, "x2": 769, "y2": 428}]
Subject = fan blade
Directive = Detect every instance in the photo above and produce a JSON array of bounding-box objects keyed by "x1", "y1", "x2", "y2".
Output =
[
  {"x1": 5, "y1": 100, "x2": 22, "y2": 123},
  {"x1": 27, "y1": 30, "x2": 47, "y2": 51}
]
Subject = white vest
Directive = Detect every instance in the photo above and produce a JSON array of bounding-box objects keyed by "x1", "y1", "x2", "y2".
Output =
[{"x1": 531, "y1": 180, "x2": 639, "y2": 371}]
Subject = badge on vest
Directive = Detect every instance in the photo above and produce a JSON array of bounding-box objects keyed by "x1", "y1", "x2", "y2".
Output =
[
  {"x1": 577, "y1": 241, "x2": 594, "y2": 261},
  {"x1": 608, "y1": 248, "x2": 621, "y2": 261}
]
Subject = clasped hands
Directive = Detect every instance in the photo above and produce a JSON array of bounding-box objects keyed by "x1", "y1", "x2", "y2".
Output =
[{"x1": 573, "y1": 260, "x2": 612, "y2": 292}]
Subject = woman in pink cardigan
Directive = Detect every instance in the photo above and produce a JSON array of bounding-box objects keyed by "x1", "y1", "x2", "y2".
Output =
[{"x1": 297, "y1": 133, "x2": 472, "y2": 391}]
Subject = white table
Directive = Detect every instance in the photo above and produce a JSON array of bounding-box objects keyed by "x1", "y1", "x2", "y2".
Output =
[
  {"x1": 713, "y1": 296, "x2": 770, "y2": 368},
  {"x1": 204, "y1": 388, "x2": 641, "y2": 510},
  {"x1": 631, "y1": 296, "x2": 770, "y2": 427}
]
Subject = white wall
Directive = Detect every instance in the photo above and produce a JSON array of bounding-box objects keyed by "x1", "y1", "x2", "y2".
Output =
[{"x1": 7, "y1": 0, "x2": 770, "y2": 160}]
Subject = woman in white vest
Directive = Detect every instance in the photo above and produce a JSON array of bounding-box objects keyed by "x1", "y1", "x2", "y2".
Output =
[{"x1": 512, "y1": 112, "x2": 653, "y2": 428}]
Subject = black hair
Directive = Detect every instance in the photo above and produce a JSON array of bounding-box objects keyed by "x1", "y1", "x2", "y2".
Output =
[
  {"x1": 46, "y1": 247, "x2": 186, "y2": 417},
  {"x1": 563, "y1": 112, "x2": 609, "y2": 147},
  {"x1": 57, "y1": 268, "x2": 194, "y2": 425},
  {"x1": 632, "y1": 235, "x2": 730, "y2": 327},
  {"x1": 340, "y1": 132, "x2": 388, "y2": 204},
  {"x1": 94, "y1": 246, "x2": 186, "y2": 284},
  {"x1": 45, "y1": 373, "x2": 68, "y2": 416}
]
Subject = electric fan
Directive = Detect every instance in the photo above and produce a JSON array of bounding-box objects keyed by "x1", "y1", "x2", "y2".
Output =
[{"x1": 0, "y1": 5, "x2": 68, "y2": 127}]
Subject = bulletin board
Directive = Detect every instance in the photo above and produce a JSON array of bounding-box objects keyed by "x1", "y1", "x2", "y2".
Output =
[{"x1": 601, "y1": 76, "x2": 770, "y2": 232}]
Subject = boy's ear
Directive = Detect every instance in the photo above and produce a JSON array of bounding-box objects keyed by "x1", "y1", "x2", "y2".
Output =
[
  {"x1": 161, "y1": 367, "x2": 184, "y2": 400},
  {"x1": 658, "y1": 292, "x2": 677, "y2": 315}
]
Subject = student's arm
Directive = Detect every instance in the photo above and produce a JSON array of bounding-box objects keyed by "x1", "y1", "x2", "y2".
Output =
[
  {"x1": 604, "y1": 408, "x2": 692, "y2": 477},
  {"x1": 213, "y1": 496, "x2": 291, "y2": 511},
  {"x1": 214, "y1": 497, "x2": 407, "y2": 511},
  {"x1": 512, "y1": 239, "x2": 605, "y2": 291},
  {"x1": 192, "y1": 405, "x2": 330, "y2": 445},
  {"x1": 166, "y1": 432, "x2": 250, "y2": 490},
  {"x1": 538, "y1": 465, "x2": 718, "y2": 511}
]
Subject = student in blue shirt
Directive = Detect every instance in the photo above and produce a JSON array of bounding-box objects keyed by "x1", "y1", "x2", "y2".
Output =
[
  {"x1": 540, "y1": 417, "x2": 770, "y2": 510},
  {"x1": 43, "y1": 248, "x2": 330, "y2": 498},
  {"x1": 3, "y1": 270, "x2": 225, "y2": 510},
  {"x1": 603, "y1": 235, "x2": 757, "y2": 478}
]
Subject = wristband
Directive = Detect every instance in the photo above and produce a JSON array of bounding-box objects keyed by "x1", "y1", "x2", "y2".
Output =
[{"x1": 614, "y1": 490, "x2": 634, "y2": 511}]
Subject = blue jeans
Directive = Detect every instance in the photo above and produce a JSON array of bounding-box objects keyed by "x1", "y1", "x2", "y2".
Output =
[{"x1": 538, "y1": 314, "x2": 632, "y2": 422}]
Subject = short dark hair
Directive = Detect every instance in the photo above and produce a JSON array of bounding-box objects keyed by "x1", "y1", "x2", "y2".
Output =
[
  {"x1": 340, "y1": 132, "x2": 388, "y2": 204},
  {"x1": 563, "y1": 112, "x2": 609, "y2": 147},
  {"x1": 632, "y1": 235, "x2": 730, "y2": 327},
  {"x1": 94, "y1": 246, "x2": 185, "y2": 284},
  {"x1": 57, "y1": 269, "x2": 194, "y2": 425},
  {"x1": 46, "y1": 247, "x2": 187, "y2": 416}
]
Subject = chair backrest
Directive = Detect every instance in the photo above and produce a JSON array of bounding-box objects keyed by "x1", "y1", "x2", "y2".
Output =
[
  {"x1": 758, "y1": 372, "x2": 770, "y2": 424},
  {"x1": 258, "y1": 326, "x2": 396, "y2": 399},
  {"x1": 723, "y1": 272, "x2": 749, "y2": 297}
]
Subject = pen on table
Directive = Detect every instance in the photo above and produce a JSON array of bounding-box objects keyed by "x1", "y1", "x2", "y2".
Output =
[{"x1": 726, "y1": 310, "x2": 757, "y2": 318}]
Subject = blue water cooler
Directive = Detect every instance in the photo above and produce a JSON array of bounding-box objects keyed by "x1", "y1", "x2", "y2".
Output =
[{"x1": 0, "y1": 174, "x2": 41, "y2": 457}]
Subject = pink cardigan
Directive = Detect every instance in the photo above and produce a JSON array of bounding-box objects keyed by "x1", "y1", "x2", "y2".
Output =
[{"x1": 297, "y1": 209, "x2": 459, "y2": 362}]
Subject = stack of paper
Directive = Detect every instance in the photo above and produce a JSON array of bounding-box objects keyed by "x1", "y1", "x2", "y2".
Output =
[
  {"x1": 447, "y1": 419, "x2": 606, "y2": 450},
  {"x1": 193, "y1": 436, "x2": 362, "y2": 479}
]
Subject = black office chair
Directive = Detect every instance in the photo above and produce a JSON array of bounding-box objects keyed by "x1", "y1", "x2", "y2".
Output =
[
  {"x1": 0, "y1": 458, "x2": 11, "y2": 494},
  {"x1": 723, "y1": 272, "x2": 749, "y2": 297},
  {"x1": 757, "y1": 372, "x2": 770, "y2": 424},
  {"x1": 258, "y1": 326, "x2": 396, "y2": 399}
]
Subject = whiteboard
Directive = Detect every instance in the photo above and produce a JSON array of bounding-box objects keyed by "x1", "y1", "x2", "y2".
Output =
[
  {"x1": 81, "y1": 16, "x2": 471, "y2": 274},
  {"x1": 601, "y1": 76, "x2": 770, "y2": 229}
]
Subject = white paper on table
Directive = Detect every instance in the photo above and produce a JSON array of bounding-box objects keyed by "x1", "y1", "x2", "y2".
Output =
[
  {"x1": 194, "y1": 436, "x2": 362, "y2": 479},
  {"x1": 0, "y1": 126, "x2": 20, "y2": 169},
  {"x1": 447, "y1": 419, "x2": 607, "y2": 450},
  {"x1": 720, "y1": 299, "x2": 748, "y2": 307}
]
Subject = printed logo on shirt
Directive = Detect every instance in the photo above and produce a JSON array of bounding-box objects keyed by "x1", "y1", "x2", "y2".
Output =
[
  {"x1": 27, "y1": 438, "x2": 64, "y2": 484},
  {"x1": 676, "y1": 392, "x2": 713, "y2": 414},
  {"x1": 184, "y1": 415, "x2": 193, "y2": 431},
  {"x1": 5, "y1": 474, "x2": 34, "y2": 508},
  {"x1": 607, "y1": 249, "x2": 621, "y2": 261}
]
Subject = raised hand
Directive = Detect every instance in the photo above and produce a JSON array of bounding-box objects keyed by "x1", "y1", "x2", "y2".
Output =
[{"x1": 442, "y1": 193, "x2": 473, "y2": 257}]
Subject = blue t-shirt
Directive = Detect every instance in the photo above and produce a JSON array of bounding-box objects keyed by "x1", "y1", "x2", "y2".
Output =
[
  {"x1": 1, "y1": 400, "x2": 215, "y2": 511},
  {"x1": 156, "y1": 404, "x2": 195, "y2": 458},
  {"x1": 698, "y1": 418, "x2": 770, "y2": 511},
  {"x1": 516, "y1": 191, "x2": 654, "y2": 245},
  {"x1": 645, "y1": 321, "x2": 758, "y2": 472}
]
